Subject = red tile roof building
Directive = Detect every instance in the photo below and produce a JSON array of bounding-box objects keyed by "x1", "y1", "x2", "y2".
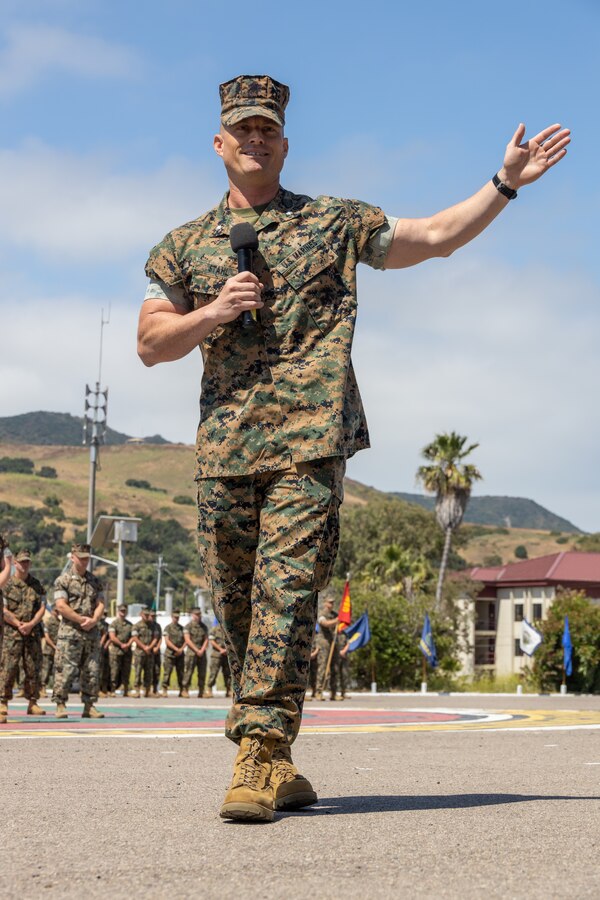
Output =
[{"x1": 460, "y1": 552, "x2": 600, "y2": 675}]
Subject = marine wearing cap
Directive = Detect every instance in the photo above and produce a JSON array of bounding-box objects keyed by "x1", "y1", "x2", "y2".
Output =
[
  {"x1": 219, "y1": 74, "x2": 289, "y2": 127},
  {"x1": 15, "y1": 549, "x2": 32, "y2": 562},
  {"x1": 71, "y1": 543, "x2": 91, "y2": 558}
]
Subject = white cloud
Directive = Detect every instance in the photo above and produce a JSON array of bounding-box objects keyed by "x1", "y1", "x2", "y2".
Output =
[
  {"x1": 0, "y1": 141, "x2": 222, "y2": 261},
  {"x1": 0, "y1": 23, "x2": 141, "y2": 98}
]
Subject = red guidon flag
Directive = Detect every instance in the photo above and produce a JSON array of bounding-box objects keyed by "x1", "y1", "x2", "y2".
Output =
[{"x1": 338, "y1": 580, "x2": 352, "y2": 629}]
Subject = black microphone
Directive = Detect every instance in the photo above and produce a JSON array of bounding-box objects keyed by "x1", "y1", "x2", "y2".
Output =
[{"x1": 230, "y1": 222, "x2": 259, "y2": 328}]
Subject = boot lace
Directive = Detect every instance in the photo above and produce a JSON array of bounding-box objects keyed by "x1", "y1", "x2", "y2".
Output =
[
  {"x1": 271, "y1": 748, "x2": 296, "y2": 784},
  {"x1": 235, "y1": 739, "x2": 265, "y2": 789}
]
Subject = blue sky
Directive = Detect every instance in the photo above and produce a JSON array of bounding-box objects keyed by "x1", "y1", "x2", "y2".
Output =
[{"x1": 1, "y1": 0, "x2": 598, "y2": 530}]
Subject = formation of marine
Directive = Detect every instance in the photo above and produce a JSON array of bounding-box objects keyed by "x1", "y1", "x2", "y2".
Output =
[{"x1": 0, "y1": 539, "x2": 348, "y2": 723}]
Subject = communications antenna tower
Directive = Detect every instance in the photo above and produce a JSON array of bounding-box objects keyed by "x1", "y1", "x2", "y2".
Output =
[{"x1": 83, "y1": 307, "x2": 111, "y2": 543}]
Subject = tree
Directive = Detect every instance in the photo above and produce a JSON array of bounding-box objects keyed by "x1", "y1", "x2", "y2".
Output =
[
  {"x1": 416, "y1": 431, "x2": 482, "y2": 609},
  {"x1": 532, "y1": 590, "x2": 600, "y2": 693}
]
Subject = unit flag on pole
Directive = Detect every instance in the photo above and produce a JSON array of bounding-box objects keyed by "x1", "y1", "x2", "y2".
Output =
[
  {"x1": 562, "y1": 615, "x2": 573, "y2": 676},
  {"x1": 344, "y1": 613, "x2": 370, "y2": 652},
  {"x1": 520, "y1": 618, "x2": 542, "y2": 657},
  {"x1": 419, "y1": 614, "x2": 438, "y2": 668},
  {"x1": 338, "y1": 580, "x2": 352, "y2": 629}
]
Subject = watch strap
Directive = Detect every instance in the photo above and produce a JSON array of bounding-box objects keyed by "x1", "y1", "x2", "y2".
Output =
[{"x1": 493, "y1": 173, "x2": 518, "y2": 200}]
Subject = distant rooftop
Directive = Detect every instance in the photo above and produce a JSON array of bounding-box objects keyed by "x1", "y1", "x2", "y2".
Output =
[{"x1": 470, "y1": 552, "x2": 600, "y2": 586}]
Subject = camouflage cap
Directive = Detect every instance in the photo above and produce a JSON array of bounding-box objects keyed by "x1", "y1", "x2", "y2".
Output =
[
  {"x1": 190, "y1": 606, "x2": 202, "y2": 614},
  {"x1": 140, "y1": 606, "x2": 151, "y2": 613},
  {"x1": 71, "y1": 542, "x2": 91, "y2": 558},
  {"x1": 118, "y1": 604, "x2": 127, "y2": 612},
  {"x1": 15, "y1": 549, "x2": 32, "y2": 562},
  {"x1": 219, "y1": 75, "x2": 289, "y2": 128},
  {"x1": 172, "y1": 609, "x2": 181, "y2": 616}
]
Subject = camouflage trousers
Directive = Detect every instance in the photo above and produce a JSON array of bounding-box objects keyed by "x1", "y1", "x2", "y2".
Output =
[
  {"x1": 208, "y1": 649, "x2": 231, "y2": 690},
  {"x1": 152, "y1": 651, "x2": 161, "y2": 691},
  {"x1": 0, "y1": 635, "x2": 42, "y2": 701},
  {"x1": 162, "y1": 652, "x2": 184, "y2": 690},
  {"x1": 316, "y1": 639, "x2": 339, "y2": 694},
  {"x1": 197, "y1": 456, "x2": 345, "y2": 745},
  {"x1": 41, "y1": 650, "x2": 55, "y2": 688},
  {"x1": 52, "y1": 631, "x2": 101, "y2": 705},
  {"x1": 132, "y1": 651, "x2": 153, "y2": 691},
  {"x1": 183, "y1": 650, "x2": 207, "y2": 694},
  {"x1": 108, "y1": 648, "x2": 132, "y2": 693},
  {"x1": 100, "y1": 646, "x2": 110, "y2": 693}
]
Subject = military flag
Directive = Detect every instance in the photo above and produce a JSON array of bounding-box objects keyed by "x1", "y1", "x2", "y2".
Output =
[
  {"x1": 419, "y1": 614, "x2": 438, "y2": 668},
  {"x1": 520, "y1": 618, "x2": 542, "y2": 656},
  {"x1": 345, "y1": 613, "x2": 370, "y2": 652},
  {"x1": 338, "y1": 579, "x2": 352, "y2": 629},
  {"x1": 562, "y1": 615, "x2": 573, "y2": 676}
]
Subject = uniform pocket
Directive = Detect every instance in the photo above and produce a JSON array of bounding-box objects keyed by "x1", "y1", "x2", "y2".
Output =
[{"x1": 276, "y1": 242, "x2": 351, "y2": 335}]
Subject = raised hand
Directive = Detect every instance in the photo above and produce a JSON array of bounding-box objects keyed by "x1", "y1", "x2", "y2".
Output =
[{"x1": 500, "y1": 123, "x2": 571, "y2": 189}]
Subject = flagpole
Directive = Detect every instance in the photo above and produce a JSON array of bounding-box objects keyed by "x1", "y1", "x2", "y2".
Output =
[{"x1": 421, "y1": 655, "x2": 427, "y2": 694}]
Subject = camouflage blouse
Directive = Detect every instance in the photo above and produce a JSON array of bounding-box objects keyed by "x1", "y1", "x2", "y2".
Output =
[
  {"x1": 2, "y1": 575, "x2": 45, "y2": 638},
  {"x1": 53, "y1": 570, "x2": 104, "y2": 636},
  {"x1": 146, "y1": 188, "x2": 388, "y2": 478}
]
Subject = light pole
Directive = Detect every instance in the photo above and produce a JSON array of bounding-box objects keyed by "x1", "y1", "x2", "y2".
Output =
[{"x1": 83, "y1": 308, "x2": 110, "y2": 545}]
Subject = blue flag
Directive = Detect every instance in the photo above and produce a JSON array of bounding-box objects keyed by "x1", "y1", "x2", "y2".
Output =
[
  {"x1": 344, "y1": 613, "x2": 370, "y2": 652},
  {"x1": 419, "y1": 613, "x2": 438, "y2": 668},
  {"x1": 562, "y1": 615, "x2": 573, "y2": 676}
]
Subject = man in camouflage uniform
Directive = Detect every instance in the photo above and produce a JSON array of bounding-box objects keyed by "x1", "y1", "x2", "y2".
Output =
[
  {"x1": 315, "y1": 598, "x2": 340, "y2": 701},
  {"x1": 0, "y1": 536, "x2": 11, "y2": 725},
  {"x1": 98, "y1": 614, "x2": 111, "y2": 697},
  {"x1": 182, "y1": 607, "x2": 209, "y2": 698},
  {"x1": 52, "y1": 543, "x2": 105, "y2": 719},
  {"x1": 131, "y1": 607, "x2": 155, "y2": 698},
  {"x1": 138, "y1": 74, "x2": 569, "y2": 819},
  {"x1": 161, "y1": 609, "x2": 185, "y2": 696},
  {"x1": 337, "y1": 630, "x2": 350, "y2": 700},
  {"x1": 205, "y1": 620, "x2": 231, "y2": 698},
  {"x1": 305, "y1": 629, "x2": 320, "y2": 702},
  {"x1": 41, "y1": 605, "x2": 61, "y2": 693},
  {"x1": 0, "y1": 549, "x2": 46, "y2": 718},
  {"x1": 148, "y1": 610, "x2": 163, "y2": 695},
  {"x1": 108, "y1": 604, "x2": 133, "y2": 695}
]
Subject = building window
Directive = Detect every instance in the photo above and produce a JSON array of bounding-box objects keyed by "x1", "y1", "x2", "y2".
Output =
[
  {"x1": 475, "y1": 636, "x2": 495, "y2": 665},
  {"x1": 515, "y1": 639, "x2": 524, "y2": 657},
  {"x1": 533, "y1": 603, "x2": 543, "y2": 620},
  {"x1": 476, "y1": 601, "x2": 496, "y2": 631},
  {"x1": 514, "y1": 603, "x2": 524, "y2": 622}
]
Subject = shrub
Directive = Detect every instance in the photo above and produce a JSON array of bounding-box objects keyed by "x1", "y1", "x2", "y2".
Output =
[
  {"x1": 514, "y1": 545, "x2": 528, "y2": 559},
  {"x1": 0, "y1": 456, "x2": 34, "y2": 474},
  {"x1": 37, "y1": 466, "x2": 57, "y2": 479},
  {"x1": 173, "y1": 495, "x2": 195, "y2": 506}
]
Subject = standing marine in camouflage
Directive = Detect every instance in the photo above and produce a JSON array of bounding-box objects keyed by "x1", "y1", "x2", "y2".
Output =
[
  {"x1": 137, "y1": 73, "x2": 570, "y2": 820},
  {"x1": 183, "y1": 607, "x2": 209, "y2": 698},
  {"x1": 315, "y1": 598, "x2": 340, "y2": 701},
  {"x1": 337, "y1": 630, "x2": 349, "y2": 700},
  {"x1": 205, "y1": 621, "x2": 231, "y2": 698},
  {"x1": 108, "y1": 604, "x2": 133, "y2": 695},
  {"x1": 98, "y1": 614, "x2": 111, "y2": 697},
  {"x1": 41, "y1": 605, "x2": 61, "y2": 692},
  {"x1": 0, "y1": 549, "x2": 46, "y2": 718},
  {"x1": 305, "y1": 630, "x2": 320, "y2": 702},
  {"x1": 0, "y1": 536, "x2": 11, "y2": 725},
  {"x1": 131, "y1": 607, "x2": 155, "y2": 698},
  {"x1": 149, "y1": 610, "x2": 163, "y2": 695},
  {"x1": 52, "y1": 543, "x2": 105, "y2": 719},
  {"x1": 161, "y1": 610, "x2": 185, "y2": 696}
]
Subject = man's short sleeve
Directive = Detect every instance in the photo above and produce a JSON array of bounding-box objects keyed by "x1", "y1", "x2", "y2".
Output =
[
  {"x1": 53, "y1": 574, "x2": 69, "y2": 602},
  {"x1": 144, "y1": 279, "x2": 192, "y2": 311},
  {"x1": 340, "y1": 199, "x2": 387, "y2": 264},
  {"x1": 360, "y1": 215, "x2": 399, "y2": 270},
  {"x1": 145, "y1": 233, "x2": 185, "y2": 288}
]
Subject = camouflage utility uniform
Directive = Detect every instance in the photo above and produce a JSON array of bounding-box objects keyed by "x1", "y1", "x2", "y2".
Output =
[
  {"x1": 208, "y1": 623, "x2": 231, "y2": 693},
  {"x1": 99, "y1": 617, "x2": 111, "y2": 694},
  {"x1": 52, "y1": 571, "x2": 104, "y2": 706},
  {"x1": 41, "y1": 612, "x2": 60, "y2": 689},
  {"x1": 162, "y1": 621, "x2": 185, "y2": 691},
  {"x1": 132, "y1": 617, "x2": 154, "y2": 694},
  {"x1": 0, "y1": 574, "x2": 45, "y2": 702},
  {"x1": 108, "y1": 616, "x2": 133, "y2": 693},
  {"x1": 151, "y1": 617, "x2": 163, "y2": 693},
  {"x1": 183, "y1": 617, "x2": 209, "y2": 696},
  {"x1": 146, "y1": 185, "x2": 393, "y2": 745}
]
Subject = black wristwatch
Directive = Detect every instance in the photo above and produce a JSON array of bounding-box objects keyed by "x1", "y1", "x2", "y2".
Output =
[{"x1": 492, "y1": 173, "x2": 518, "y2": 200}]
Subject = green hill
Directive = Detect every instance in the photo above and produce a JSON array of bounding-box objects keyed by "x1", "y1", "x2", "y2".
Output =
[
  {"x1": 392, "y1": 492, "x2": 581, "y2": 534},
  {"x1": 0, "y1": 411, "x2": 169, "y2": 446}
]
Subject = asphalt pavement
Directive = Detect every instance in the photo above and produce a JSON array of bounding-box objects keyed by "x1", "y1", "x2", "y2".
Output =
[{"x1": 1, "y1": 693, "x2": 599, "y2": 899}]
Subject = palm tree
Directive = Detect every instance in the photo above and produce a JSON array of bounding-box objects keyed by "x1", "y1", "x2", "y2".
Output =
[{"x1": 416, "y1": 431, "x2": 482, "y2": 609}]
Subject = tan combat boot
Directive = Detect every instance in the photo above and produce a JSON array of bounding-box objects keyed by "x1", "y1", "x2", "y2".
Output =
[
  {"x1": 270, "y1": 744, "x2": 318, "y2": 811},
  {"x1": 160, "y1": 688, "x2": 168, "y2": 698},
  {"x1": 55, "y1": 703, "x2": 68, "y2": 719},
  {"x1": 130, "y1": 689, "x2": 140, "y2": 698},
  {"x1": 180, "y1": 689, "x2": 190, "y2": 699},
  {"x1": 82, "y1": 704, "x2": 105, "y2": 719},
  {"x1": 202, "y1": 688, "x2": 213, "y2": 698},
  {"x1": 314, "y1": 690, "x2": 324, "y2": 701},
  {"x1": 27, "y1": 701, "x2": 46, "y2": 716},
  {"x1": 220, "y1": 736, "x2": 276, "y2": 822},
  {"x1": 0, "y1": 700, "x2": 8, "y2": 723}
]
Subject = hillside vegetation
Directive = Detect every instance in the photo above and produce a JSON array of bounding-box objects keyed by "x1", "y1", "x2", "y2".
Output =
[{"x1": 0, "y1": 411, "x2": 168, "y2": 446}]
